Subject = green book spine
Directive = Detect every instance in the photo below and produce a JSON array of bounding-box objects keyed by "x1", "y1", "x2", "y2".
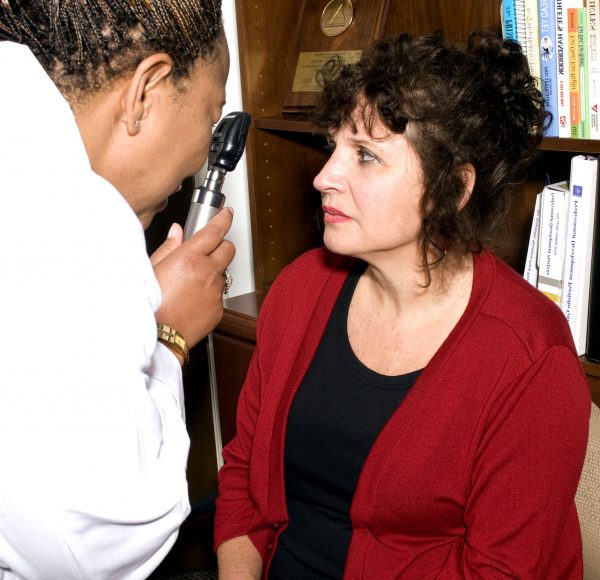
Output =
[{"x1": 579, "y1": 7, "x2": 590, "y2": 138}]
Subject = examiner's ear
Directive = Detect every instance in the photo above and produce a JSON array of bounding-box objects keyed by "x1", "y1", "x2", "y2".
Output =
[
  {"x1": 121, "y1": 53, "x2": 173, "y2": 136},
  {"x1": 458, "y1": 164, "x2": 476, "y2": 211}
]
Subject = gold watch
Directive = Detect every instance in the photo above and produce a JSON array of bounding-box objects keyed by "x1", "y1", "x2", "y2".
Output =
[{"x1": 157, "y1": 323, "x2": 189, "y2": 365}]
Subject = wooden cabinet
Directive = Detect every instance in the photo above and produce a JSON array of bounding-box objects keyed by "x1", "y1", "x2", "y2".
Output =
[
  {"x1": 213, "y1": 292, "x2": 261, "y2": 446},
  {"x1": 217, "y1": 0, "x2": 600, "y2": 432}
]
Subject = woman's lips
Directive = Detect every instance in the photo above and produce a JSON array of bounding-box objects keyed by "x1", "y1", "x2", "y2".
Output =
[{"x1": 322, "y1": 205, "x2": 351, "y2": 223}]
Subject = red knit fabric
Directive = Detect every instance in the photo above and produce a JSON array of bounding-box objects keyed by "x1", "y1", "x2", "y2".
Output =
[{"x1": 215, "y1": 248, "x2": 591, "y2": 579}]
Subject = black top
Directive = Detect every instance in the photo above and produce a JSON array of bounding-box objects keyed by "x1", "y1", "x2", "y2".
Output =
[{"x1": 268, "y1": 262, "x2": 420, "y2": 579}]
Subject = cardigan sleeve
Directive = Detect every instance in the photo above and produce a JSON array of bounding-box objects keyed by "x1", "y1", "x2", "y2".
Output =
[{"x1": 460, "y1": 345, "x2": 590, "y2": 577}]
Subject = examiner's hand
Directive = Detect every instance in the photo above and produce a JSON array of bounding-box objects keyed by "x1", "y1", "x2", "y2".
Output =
[{"x1": 151, "y1": 208, "x2": 235, "y2": 348}]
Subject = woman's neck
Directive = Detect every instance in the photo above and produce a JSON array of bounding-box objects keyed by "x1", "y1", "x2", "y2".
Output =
[{"x1": 346, "y1": 253, "x2": 474, "y2": 375}]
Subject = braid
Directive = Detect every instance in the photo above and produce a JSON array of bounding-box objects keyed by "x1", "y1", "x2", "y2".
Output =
[{"x1": 0, "y1": 0, "x2": 222, "y2": 95}]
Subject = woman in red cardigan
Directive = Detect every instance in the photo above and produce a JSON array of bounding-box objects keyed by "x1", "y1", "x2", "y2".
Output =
[{"x1": 215, "y1": 31, "x2": 591, "y2": 579}]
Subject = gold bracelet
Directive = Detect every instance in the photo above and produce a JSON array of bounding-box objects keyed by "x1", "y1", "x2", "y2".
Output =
[{"x1": 157, "y1": 323, "x2": 189, "y2": 365}]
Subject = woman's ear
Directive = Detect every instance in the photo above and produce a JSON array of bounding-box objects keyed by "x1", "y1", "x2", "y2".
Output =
[
  {"x1": 121, "y1": 53, "x2": 173, "y2": 136},
  {"x1": 458, "y1": 163, "x2": 476, "y2": 211}
]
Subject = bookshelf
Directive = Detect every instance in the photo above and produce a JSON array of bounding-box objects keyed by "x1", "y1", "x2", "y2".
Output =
[{"x1": 214, "y1": 0, "x2": 600, "y2": 415}]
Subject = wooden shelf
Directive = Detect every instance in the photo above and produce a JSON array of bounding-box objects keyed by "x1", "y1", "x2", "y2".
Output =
[
  {"x1": 219, "y1": 292, "x2": 263, "y2": 342},
  {"x1": 254, "y1": 114, "x2": 321, "y2": 134},
  {"x1": 541, "y1": 137, "x2": 600, "y2": 153},
  {"x1": 581, "y1": 356, "x2": 600, "y2": 378}
]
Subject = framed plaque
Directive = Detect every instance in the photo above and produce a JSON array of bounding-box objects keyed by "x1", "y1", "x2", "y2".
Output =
[{"x1": 283, "y1": 0, "x2": 390, "y2": 112}]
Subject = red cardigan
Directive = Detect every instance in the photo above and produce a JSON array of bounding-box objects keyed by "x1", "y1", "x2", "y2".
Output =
[{"x1": 215, "y1": 248, "x2": 591, "y2": 578}]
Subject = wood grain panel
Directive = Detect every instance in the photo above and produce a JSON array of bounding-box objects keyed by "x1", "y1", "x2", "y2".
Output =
[
  {"x1": 385, "y1": 0, "x2": 501, "y2": 40},
  {"x1": 251, "y1": 129, "x2": 327, "y2": 293},
  {"x1": 213, "y1": 332, "x2": 256, "y2": 446},
  {"x1": 284, "y1": 0, "x2": 391, "y2": 110}
]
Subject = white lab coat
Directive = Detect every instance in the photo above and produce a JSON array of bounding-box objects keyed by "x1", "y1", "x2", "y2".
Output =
[{"x1": 0, "y1": 42, "x2": 191, "y2": 579}]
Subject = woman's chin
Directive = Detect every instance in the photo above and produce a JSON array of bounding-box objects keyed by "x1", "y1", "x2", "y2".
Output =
[{"x1": 323, "y1": 237, "x2": 352, "y2": 257}]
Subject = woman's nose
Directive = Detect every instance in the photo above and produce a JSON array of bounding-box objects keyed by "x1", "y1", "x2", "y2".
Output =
[{"x1": 313, "y1": 156, "x2": 342, "y2": 194}]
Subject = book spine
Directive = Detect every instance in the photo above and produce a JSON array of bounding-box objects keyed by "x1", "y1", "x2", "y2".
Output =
[
  {"x1": 562, "y1": 155, "x2": 598, "y2": 355},
  {"x1": 539, "y1": 0, "x2": 560, "y2": 135},
  {"x1": 556, "y1": 0, "x2": 570, "y2": 135},
  {"x1": 523, "y1": 191, "x2": 542, "y2": 286},
  {"x1": 588, "y1": 0, "x2": 600, "y2": 138},
  {"x1": 525, "y1": 0, "x2": 542, "y2": 85},
  {"x1": 516, "y1": 0, "x2": 528, "y2": 52},
  {"x1": 578, "y1": 7, "x2": 590, "y2": 138},
  {"x1": 557, "y1": 1, "x2": 585, "y2": 135},
  {"x1": 537, "y1": 183, "x2": 568, "y2": 304},
  {"x1": 586, "y1": 161, "x2": 600, "y2": 360},
  {"x1": 503, "y1": 0, "x2": 519, "y2": 41},
  {"x1": 569, "y1": 8, "x2": 582, "y2": 137}
]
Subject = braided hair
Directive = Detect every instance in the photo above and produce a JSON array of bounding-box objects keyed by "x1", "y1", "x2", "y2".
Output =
[{"x1": 0, "y1": 0, "x2": 222, "y2": 96}]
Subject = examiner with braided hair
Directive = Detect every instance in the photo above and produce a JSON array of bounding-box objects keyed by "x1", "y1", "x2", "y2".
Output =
[
  {"x1": 0, "y1": 1, "x2": 234, "y2": 578},
  {"x1": 215, "y1": 31, "x2": 591, "y2": 579}
]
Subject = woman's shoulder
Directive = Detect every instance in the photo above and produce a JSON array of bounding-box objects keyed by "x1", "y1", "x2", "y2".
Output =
[
  {"x1": 258, "y1": 248, "x2": 354, "y2": 323},
  {"x1": 475, "y1": 251, "x2": 577, "y2": 355}
]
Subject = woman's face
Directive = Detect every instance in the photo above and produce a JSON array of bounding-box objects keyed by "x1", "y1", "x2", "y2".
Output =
[
  {"x1": 313, "y1": 112, "x2": 425, "y2": 263},
  {"x1": 112, "y1": 36, "x2": 230, "y2": 228}
]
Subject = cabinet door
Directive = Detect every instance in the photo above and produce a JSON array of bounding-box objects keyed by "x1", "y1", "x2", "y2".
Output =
[{"x1": 213, "y1": 331, "x2": 256, "y2": 447}]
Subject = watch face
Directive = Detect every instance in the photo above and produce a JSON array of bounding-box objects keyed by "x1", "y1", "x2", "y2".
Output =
[{"x1": 320, "y1": 0, "x2": 354, "y2": 37}]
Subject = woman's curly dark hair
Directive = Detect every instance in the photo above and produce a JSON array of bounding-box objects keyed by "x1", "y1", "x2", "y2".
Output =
[
  {"x1": 313, "y1": 30, "x2": 549, "y2": 282},
  {"x1": 0, "y1": 0, "x2": 222, "y2": 97}
]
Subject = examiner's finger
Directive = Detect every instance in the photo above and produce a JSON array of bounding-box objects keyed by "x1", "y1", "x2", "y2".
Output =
[
  {"x1": 185, "y1": 207, "x2": 234, "y2": 254},
  {"x1": 210, "y1": 239, "x2": 236, "y2": 270}
]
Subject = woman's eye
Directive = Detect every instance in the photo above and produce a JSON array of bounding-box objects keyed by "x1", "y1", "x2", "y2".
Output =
[{"x1": 358, "y1": 147, "x2": 378, "y2": 163}]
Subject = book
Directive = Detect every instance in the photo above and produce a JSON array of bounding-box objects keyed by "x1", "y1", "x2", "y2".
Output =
[
  {"x1": 556, "y1": 0, "x2": 585, "y2": 136},
  {"x1": 569, "y1": 7, "x2": 583, "y2": 137},
  {"x1": 516, "y1": 0, "x2": 528, "y2": 53},
  {"x1": 539, "y1": 0, "x2": 560, "y2": 135},
  {"x1": 503, "y1": 0, "x2": 519, "y2": 41},
  {"x1": 537, "y1": 181, "x2": 569, "y2": 304},
  {"x1": 523, "y1": 190, "x2": 543, "y2": 286},
  {"x1": 585, "y1": 167, "x2": 600, "y2": 361},
  {"x1": 561, "y1": 155, "x2": 598, "y2": 355},
  {"x1": 525, "y1": 0, "x2": 541, "y2": 85},
  {"x1": 588, "y1": 0, "x2": 600, "y2": 138},
  {"x1": 578, "y1": 7, "x2": 590, "y2": 138}
]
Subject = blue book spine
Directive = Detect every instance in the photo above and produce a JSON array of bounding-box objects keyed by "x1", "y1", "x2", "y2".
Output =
[
  {"x1": 538, "y1": 0, "x2": 559, "y2": 135},
  {"x1": 503, "y1": 0, "x2": 518, "y2": 41}
]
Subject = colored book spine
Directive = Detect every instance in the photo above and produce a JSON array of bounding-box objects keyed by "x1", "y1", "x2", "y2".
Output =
[
  {"x1": 503, "y1": 0, "x2": 518, "y2": 41},
  {"x1": 537, "y1": 181, "x2": 569, "y2": 305},
  {"x1": 578, "y1": 7, "x2": 590, "y2": 138},
  {"x1": 525, "y1": 0, "x2": 541, "y2": 85},
  {"x1": 523, "y1": 191, "x2": 542, "y2": 286},
  {"x1": 588, "y1": 0, "x2": 600, "y2": 138},
  {"x1": 539, "y1": 0, "x2": 560, "y2": 135},
  {"x1": 557, "y1": 1, "x2": 584, "y2": 136},
  {"x1": 561, "y1": 155, "x2": 598, "y2": 355},
  {"x1": 569, "y1": 7, "x2": 582, "y2": 137},
  {"x1": 556, "y1": 0, "x2": 570, "y2": 136}
]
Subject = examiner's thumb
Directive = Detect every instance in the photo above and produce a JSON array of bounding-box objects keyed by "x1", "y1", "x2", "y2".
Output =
[{"x1": 150, "y1": 223, "x2": 183, "y2": 266}]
